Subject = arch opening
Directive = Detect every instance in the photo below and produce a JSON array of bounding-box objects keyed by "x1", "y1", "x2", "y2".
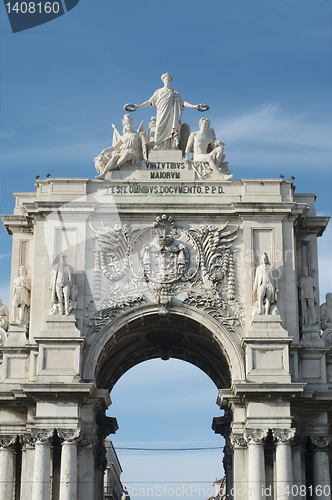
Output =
[
  {"x1": 94, "y1": 312, "x2": 233, "y2": 391},
  {"x1": 108, "y1": 358, "x2": 227, "y2": 497}
]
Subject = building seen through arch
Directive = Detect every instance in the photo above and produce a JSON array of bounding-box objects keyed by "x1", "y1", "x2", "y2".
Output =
[{"x1": 0, "y1": 87, "x2": 331, "y2": 499}]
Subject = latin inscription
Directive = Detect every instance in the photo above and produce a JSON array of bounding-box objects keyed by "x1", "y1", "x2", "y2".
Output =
[
  {"x1": 105, "y1": 184, "x2": 224, "y2": 195},
  {"x1": 144, "y1": 161, "x2": 186, "y2": 170}
]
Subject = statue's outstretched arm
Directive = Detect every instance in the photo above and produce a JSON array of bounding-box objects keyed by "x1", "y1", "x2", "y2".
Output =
[
  {"x1": 184, "y1": 102, "x2": 209, "y2": 112},
  {"x1": 135, "y1": 100, "x2": 150, "y2": 110},
  {"x1": 124, "y1": 100, "x2": 150, "y2": 112},
  {"x1": 183, "y1": 101, "x2": 199, "y2": 110}
]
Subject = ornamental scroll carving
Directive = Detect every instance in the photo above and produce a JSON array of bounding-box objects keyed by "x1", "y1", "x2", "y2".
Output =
[{"x1": 88, "y1": 215, "x2": 242, "y2": 333}]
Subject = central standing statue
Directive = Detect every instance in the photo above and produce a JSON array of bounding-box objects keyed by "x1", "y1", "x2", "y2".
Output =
[{"x1": 124, "y1": 73, "x2": 208, "y2": 150}]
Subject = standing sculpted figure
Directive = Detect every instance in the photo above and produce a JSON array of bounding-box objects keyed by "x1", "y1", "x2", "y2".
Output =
[
  {"x1": 320, "y1": 293, "x2": 332, "y2": 331},
  {"x1": 124, "y1": 73, "x2": 208, "y2": 150},
  {"x1": 50, "y1": 255, "x2": 77, "y2": 316},
  {"x1": 96, "y1": 114, "x2": 145, "y2": 180},
  {"x1": 0, "y1": 296, "x2": 9, "y2": 331},
  {"x1": 253, "y1": 252, "x2": 278, "y2": 315},
  {"x1": 299, "y1": 266, "x2": 318, "y2": 325},
  {"x1": 185, "y1": 117, "x2": 231, "y2": 178},
  {"x1": 12, "y1": 266, "x2": 31, "y2": 325}
]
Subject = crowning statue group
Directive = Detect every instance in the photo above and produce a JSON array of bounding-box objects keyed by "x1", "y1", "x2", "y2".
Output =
[{"x1": 94, "y1": 73, "x2": 231, "y2": 180}]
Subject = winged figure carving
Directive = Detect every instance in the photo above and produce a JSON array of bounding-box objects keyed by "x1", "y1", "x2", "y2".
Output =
[
  {"x1": 189, "y1": 223, "x2": 238, "y2": 287},
  {"x1": 90, "y1": 223, "x2": 130, "y2": 281}
]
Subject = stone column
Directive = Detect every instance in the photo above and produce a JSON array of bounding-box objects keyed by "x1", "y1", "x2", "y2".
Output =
[
  {"x1": 291, "y1": 435, "x2": 306, "y2": 500},
  {"x1": 31, "y1": 429, "x2": 53, "y2": 500},
  {"x1": 58, "y1": 429, "x2": 80, "y2": 500},
  {"x1": 0, "y1": 435, "x2": 16, "y2": 500},
  {"x1": 20, "y1": 433, "x2": 36, "y2": 500},
  {"x1": 78, "y1": 434, "x2": 96, "y2": 500},
  {"x1": 273, "y1": 429, "x2": 296, "y2": 500},
  {"x1": 245, "y1": 429, "x2": 268, "y2": 500},
  {"x1": 223, "y1": 441, "x2": 233, "y2": 497},
  {"x1": 94, "y1": 440, "x2": 107, "y2": 500},
  {"x1": 230, "y1": 433, "x2": 247, "y2": 500},
  {"x1": 311, "y1": 436, "x2": 331, "y2": 500}
]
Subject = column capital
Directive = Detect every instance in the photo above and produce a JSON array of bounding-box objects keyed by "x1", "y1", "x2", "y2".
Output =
[
  {"x1": 291, "y1": 432, "x2": 306, "y2": 449},
  {"x1": 58, "y1": 428, "x2": 81, "y2": 443},
  {"x1": 272, "y1": 428, "x2": 296, "y2": 444},
  {"x1": 230, "y1": 432, "x2": 247, "y2": 449},
  {"x1": 245, "y1": 428, "x2": 268, "y2": 444},
  {"x1": 31, "y1": 429, "x2": 54, "y2": 443},
  {"x1": 79, "y1": 432, "x2": 97, "y2": 448},
  {"x1": 0, "y1": 435, "x2": 16, "y2": 448},
  {"x1": 311, "y1": 436, "x2": 331, "y2": 451}
]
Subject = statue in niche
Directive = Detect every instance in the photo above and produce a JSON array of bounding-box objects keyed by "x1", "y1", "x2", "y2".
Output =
[
  {"x1": 12, "y1": 266, "x2": 31, "y2": 325},
  {"x1": 124, "y1": 73, "x2": 208, "y2": 150},
  {"x1": 50, "y1": 255, "x2": 77, "y2": 316},
  {"x1": 185, "y1": 117, "x2": 231, "y2": 179},
  {"x1": 253, "y1": 252, "x2": 278, "y2": 315},
  {"x1": 320, "y1": 293, "x2": 332, "y2": 331},
  {"x1": 299, "y1": 266, "x2": 318, "y2": 326},
  {"x1": 95, "y1": 114, "x2": 147, "y2": 179},
  {"x1": 0, "y1": 295, "x2": 9, "y2": 332}
]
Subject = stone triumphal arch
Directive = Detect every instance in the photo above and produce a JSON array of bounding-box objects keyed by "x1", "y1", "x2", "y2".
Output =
[{"x1": 0, "y1": 75, "x2": 331, "y2": 499}]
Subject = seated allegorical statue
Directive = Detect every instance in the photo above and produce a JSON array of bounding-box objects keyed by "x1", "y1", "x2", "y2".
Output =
[
  {"x1": 320, "y1": 292, "x2": 332, "y2": 331},
  {"x1": 184, "y1": 118, "x2": 231, "y2": 179},
  {"x1": 95, "y1": 114, "x2": 147, "y2": 180},
  {"x1": 253, "y1": 252, "x2": 278, "y2": 315},
  {"x1": 124, "y1": 73, "x2": 208, "y2": 151}
]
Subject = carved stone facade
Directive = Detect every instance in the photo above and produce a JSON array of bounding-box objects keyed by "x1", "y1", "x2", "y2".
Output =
[{"x1": 0, "y1": 88, "x2": 331, "y2": 499}]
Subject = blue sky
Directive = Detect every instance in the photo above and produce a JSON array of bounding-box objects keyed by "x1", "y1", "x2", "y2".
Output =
[{"x1": 0, "y1": 0, "x2": 331, "y2": 496}]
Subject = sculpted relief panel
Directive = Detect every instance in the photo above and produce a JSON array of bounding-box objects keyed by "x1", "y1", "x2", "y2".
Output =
[
  {"x1": 94, "y1": 73, "x2": 230, "y2": 181},
  {"x1": 87, "y1": 215, "x2": 242, "y2": 336}
]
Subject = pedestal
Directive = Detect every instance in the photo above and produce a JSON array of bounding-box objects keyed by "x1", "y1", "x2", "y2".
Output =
[
  {"x1": 4, "y1": 323, "x2": 28, "y2": 345},
  {"x1": 300, "y1": 325, "x2": 324, "y2": 347},
  {"x1": 244, "y1": 316, "x2": 292, "y2": 383}
]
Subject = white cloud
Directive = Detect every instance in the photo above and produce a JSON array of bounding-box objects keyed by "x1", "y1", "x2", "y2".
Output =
[{"x1": 215, "y1": 104, "x2": 332, "y2": 151}]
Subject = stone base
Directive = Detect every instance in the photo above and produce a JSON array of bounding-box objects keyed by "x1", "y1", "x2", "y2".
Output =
[
  {"x1": 4, "y1": 324, "x2": 28, "y2": 345},
  {"x1": 244, "y1": 316, "x2": 292, "y2": 382},
  {"x1": 148, "y1": 149, "x2": 183, "y2": 161},
  {"x1": 249, "y1": 315, "x2": 288, "y2": 338},
  {"x1": 39, "y1": 315, "x2": 80, "y2": 338},
  {"x1": 300, "y1": 324, "x2": 324, "y2": 347},
  {"x1": 299, "y1": 347, "x2": 327, "y2": 384}
]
